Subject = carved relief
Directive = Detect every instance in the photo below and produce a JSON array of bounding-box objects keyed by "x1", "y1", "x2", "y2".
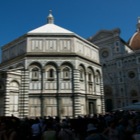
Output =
[
  {"x1": 75, "y1": 40, "x2": 100, "y2": 62},
  {"x1": 77, "y1": 42, "x2": 84, "y2": 55},
  {"x1": 31, "y1": 40, "x2": 43, "y2": 51},
  {"x1": 59, "y1": 40, "x2": 71, "y2": 51},
  {"x1": 45, "y1": 39, "x2": 57, "y2": 51}
]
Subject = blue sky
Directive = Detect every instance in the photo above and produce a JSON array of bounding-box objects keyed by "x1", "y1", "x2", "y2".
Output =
[{"x1": 0, "y1": 0, "x2": 140, "y2": 47}]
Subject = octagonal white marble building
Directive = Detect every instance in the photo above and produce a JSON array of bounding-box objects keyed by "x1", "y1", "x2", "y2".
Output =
[{"x1": 0, "y1": 11, "x2": 104, "y2": 118}]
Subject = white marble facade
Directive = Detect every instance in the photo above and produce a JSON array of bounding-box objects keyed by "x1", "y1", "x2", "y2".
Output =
[
  {"x1": 0, "y1": 12, "x2": 104, "y2": 118},
  {"x1": 88, "y1": 27, "x2": 140, "y2": 111}
]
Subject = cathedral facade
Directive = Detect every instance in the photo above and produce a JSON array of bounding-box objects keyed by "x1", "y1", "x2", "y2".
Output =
[
  {"x1": 88, "y1": 18, "x2": 140, "y2": 111},
  {"x1": 0, "y1": 11, "x2": 104, "y2": 118}
]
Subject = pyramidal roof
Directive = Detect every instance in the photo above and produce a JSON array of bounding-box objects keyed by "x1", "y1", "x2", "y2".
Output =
[{"x1": 28, "y1": 10, "x2": 74, "y2": 35}]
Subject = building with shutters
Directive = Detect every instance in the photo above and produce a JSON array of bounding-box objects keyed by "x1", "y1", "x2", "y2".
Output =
[{"x1": 0, "y1": 11, "x2": 104, "y2": 118}]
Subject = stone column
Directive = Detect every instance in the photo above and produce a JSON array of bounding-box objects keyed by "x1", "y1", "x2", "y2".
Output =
[
  {"x1": 19, "y1": 69, "x2": 29, "y2": 118},
  {"x1": 73, "y1": 69, "x2": 81, "y2": 117},
  {"x1": 56, "y1": 68, "x2": 61, "y2": 118},
  {"x1": 4, "y1": 72, "x2": 10, "y2": 116},
  {"x1": 40, "y1": 69, "x2": 45, "y2": 117},
  {"x1": 85, "y1": 72, "x2": 89, "y2": 114}
]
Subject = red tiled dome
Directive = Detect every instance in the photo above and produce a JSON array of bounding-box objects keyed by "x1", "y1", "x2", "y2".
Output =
[{"x1": 129, "y1": 31, "x2": 140, "y2": 50}]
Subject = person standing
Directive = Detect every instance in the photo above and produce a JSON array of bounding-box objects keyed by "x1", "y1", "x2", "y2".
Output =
[
  {"x1": 41, "y1": 121, "x2": 57, "y2": 140},
  {"x1": 58, "y1": 121, "x2": 75, "y2": 140},
  {"x1": 31, "y1": 119, "x2": 41, "y2": 140},
  {"x1": 85, "y1": 123, "x2": 108, "y2": 140}
]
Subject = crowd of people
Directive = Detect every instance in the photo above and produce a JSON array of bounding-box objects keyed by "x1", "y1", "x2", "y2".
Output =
[{"x1": 0, "y1": 111, "x2": 140, "y2": 140}]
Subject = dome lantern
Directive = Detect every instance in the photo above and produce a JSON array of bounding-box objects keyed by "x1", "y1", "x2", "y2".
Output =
[
  {"x1": 47, "y1": 10, "x2": 54, "y2": 24},
  {"x1": 136, "y1": 17, "x2": 140, "y2": 31}
]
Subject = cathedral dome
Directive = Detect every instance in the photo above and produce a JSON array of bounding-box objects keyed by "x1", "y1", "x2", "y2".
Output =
[
  {"x1": 129, "y1": 17, "x2": 140, "y2": 50},
  {"x1": 129, "y1": 32, "x2": 140, "y2": 50}
]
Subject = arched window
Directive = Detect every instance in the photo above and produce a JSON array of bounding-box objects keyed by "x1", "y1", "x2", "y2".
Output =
[
  {"x1": 116, "y1": 47, "x2": 119, "y2": 52},
  {"x1": 47, "y1": 68, "x2": 55, "y2": 80},
  {"x1": 96, "y1": 75, "x2": 99, "y2": 84},
  {"x1": 80, "y1": 70, "x2": 83, "y2": 79},
  {"x1": 96, "y1": 71, "x2": 101, "y2": 84},
  {"x1": 79, "y1": 66, "x2": 85, "y2": 81},
  {"x1": 9, "y1": 81, "x2": 19, "y2": 117},
  {"x1": 63, "y1": 67, "x2": 70, "y2": 79},
  {"x1": 49, "y1": 69, "x2": 54, "y2": 78},
  {"x1": 32, "y1": 67, "x2": 39, "y2": 80},
  {"x1": 87, "y1": 68, "x2": 93, "y2": 82},
  {"x1": 80, "y1": 69, "x2": 84, "y2": 80},
  {"x1": 88, "y1": 73, "x2": 92, "y2": 82},
  {"x1": 114, "y1": 41, "x2": 120, "y2": 52},
  {"x1": 87, "y1": 69, "x2": 93, "y2": 93}
]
